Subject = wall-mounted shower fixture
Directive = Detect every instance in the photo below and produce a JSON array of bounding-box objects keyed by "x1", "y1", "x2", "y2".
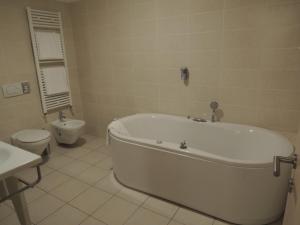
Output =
[
  {"x1": 210, "y1": 101, "x2": 219, "y2": 122},
  {"x1": 180, "y1": 67, "x2": 189, "y2": 82}
]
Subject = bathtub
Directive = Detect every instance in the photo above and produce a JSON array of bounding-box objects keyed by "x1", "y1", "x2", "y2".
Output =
[{"x1": 108, "y1": 114, "x2": 293, "y2": 225}]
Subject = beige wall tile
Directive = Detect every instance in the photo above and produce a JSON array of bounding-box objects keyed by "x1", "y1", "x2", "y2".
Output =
[
  {"x1": 189, "y1": 0, "x2": 224, "y2": 13},
  {"x1": 222, "y1": 48, "x2": 260, "y2": 69},
  {"x1": 223, "y1": 29, "x2": 261, "y2": 48},
  {"x1": 224, "y1": 0, "x2": 265, "y2": 9},
  {"x1": 224, "y1": 6, "x2": 264, "y2": 29},
  {"x1": 190, "y1": 11, "x2": 223, "y2": 33},
  {"x1": 70, "y1": 0, "x2": 300, "y2": 136},
  {"x1": 158, "y1": 16, "x2": 189, "y2": 35},
  {"x1": 157, "y1": 0, "x2": 189, "y2": 18},
  {"x1": 0, "y1": 0, "x2": 83, "y2": 140},
  {"x1": 189, "y1": 31, "x2": 221, "y2": 50}
]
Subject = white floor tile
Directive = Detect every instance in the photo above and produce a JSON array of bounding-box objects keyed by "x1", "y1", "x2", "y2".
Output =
[
  {"x1": 125, "y1": 207, "x2": 170, "y2": 225},
  {"x1": 24, "y1": 187, "x2": 46, "y2": 203},
  {"x1": 117, "y1": 186, "x2": 148, "y2": 205},
  {"x1": 3, "y1": 200, "x2": 14, "y2": 209},
  {"x1": 37, "y1": 171, "x2": 71, "y2": 192},
  {"x1": 64, "y1": 147, "x2": 92, "y2": 159},
  {"x1": 174, "y1": 208, "x2": 214, "y2": 225},
  {"x1": 168, "y1": 220, "x2": 184, "y2": 225},
  {"x1": 41, "y1": 165, "x2": 55, "y2": 176},
  {"x1": 77, "y1": 166, "x2": 109, "y2": 185},
  {"x1": 95, "y1": 172, "x2": 124, "y2": 194},
  {"x1": 98, "y1": 145, "x2": 112, "y2": 156},
  {"x1": 81, "y1": 134, "x2": 98, "y2": 142},
  {"x1": 28, "y1": 194, "x2": 64, "y2": 224},
  {"x1": 93, "y1": 196, "x2": 138, "y2": 225},
  {"x1": 39, "y1": 204, "x2": 87, "y2": 225},
  {"x1": 0, "y1": 213, "x2": 21, "y2": 225},
  {"x1": 213, "y1": 220, "x2": 231, "y2": 225},
  {"x1": 0, "y1": 203, "x2": 13, "y2": 221},
  {"x1": 83, "y1": 138, "x2": 106, "y2": 150},
  {"x1": 70, "y1": 187, "x2": 112, "y2": 214},
  {"x1": 59, "y1": 160, "x2": 91, "y2": 177},
  {"x1": 80, "y1": 216, "x2": 107, "y2": 225},
  {"x1": 50, "y1": 178, "x2": 90, "y2": 202},
  {"x1": 52, "y1": 145, "x2": 68, "y2": 154},
  {"x1": 79, "y1": 151, "x2": 108, "y2": 165},
  {"x1": 95, "y1": 157, "x2": 113, "y2": 170},
  {"x1": 47, "y1": 155, "x2": 74, "y2": 169},
  {"x1": 143, "y1": 197, "x2": 178, "y2": 218}
]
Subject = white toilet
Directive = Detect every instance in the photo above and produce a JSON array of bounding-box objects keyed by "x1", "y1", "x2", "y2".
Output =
[
  {"x1": 11, "y1": 129, "x2": 51, "y2": 156},
  {"x1": 51, "y1": 119, "x2": 85, "y2": 145}
]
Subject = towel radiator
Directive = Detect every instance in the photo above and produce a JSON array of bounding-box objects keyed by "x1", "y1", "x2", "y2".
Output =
[{"x1": 26, "y1": 7, "x2": 72, "y2": 114}]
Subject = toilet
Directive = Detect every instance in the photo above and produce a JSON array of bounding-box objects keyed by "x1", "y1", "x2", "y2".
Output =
[{"x1": 11, "y1": 129, "x2": 51, "y2": 156}]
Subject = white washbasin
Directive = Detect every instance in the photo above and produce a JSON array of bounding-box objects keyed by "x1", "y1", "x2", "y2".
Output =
[{"x1": 0, "y1": 141, "x2": 41, "y2": 180}]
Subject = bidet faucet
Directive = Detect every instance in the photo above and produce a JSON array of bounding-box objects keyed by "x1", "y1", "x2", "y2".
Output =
[
  {"x1": 58, "y1": 111, "x2": 66, "y2": 122},
  {"x1": 210, "y1": 101, "x2": 219, "y2": 122}
]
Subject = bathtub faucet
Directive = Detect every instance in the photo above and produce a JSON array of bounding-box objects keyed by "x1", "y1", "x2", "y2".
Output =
[
  {"x1": 210, "y1": 101, "x2": 219, "y2": 122},
  {"x1": 58, "y1": 111, "x2": 66, "y2": 122},
  {"x1": 180, "y1": 141, "x2": 187, "y2": 149},
  {"x1": 187, "y1": 116, "x2": 207, "y2": 122}
]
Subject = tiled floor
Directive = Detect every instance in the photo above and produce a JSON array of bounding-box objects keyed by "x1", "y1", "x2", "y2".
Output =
[{"x1": 0, "y1": 134, "x2": 282, "y2": 225}]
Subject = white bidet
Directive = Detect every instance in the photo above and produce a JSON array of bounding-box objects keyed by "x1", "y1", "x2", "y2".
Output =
[{"x1": 51, "y1": 119, "x2": 85, "y2": 145}]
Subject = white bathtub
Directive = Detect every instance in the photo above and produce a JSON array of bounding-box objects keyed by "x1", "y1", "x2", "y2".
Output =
[{"x1": 108, "y1": 114, "x2": 293, "y2": 225}]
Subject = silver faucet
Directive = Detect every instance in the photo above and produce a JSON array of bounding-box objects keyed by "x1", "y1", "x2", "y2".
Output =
[
  {"x1": 210, "y1": 101, "x2": 219, "y2": 122},
  {"x1": 58, "y1": 111, "x2": 66, "y2": 122},
  {"x1": 187, "y1": 116, "x2": 207, "y2": 122}
]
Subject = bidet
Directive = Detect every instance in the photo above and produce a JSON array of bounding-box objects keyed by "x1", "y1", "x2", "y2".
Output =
[{"x1": 51, "y1": 119, "x2": 85, "y2": 144}]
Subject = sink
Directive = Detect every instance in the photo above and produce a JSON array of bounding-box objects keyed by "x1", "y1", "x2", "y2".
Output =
[
  {"x1": 0, "y1": 150, "x2": 10, "y2": 165},
  {"x1": 0, "y1": 141, "x2": 41, "y2": 180}
]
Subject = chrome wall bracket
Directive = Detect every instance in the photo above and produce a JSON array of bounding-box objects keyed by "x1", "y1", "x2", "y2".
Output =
[
  {"x1": 0, "y1": 166, "x2": 42, "y2": 203},
  {"x1": 273, "y1": 153, "x2": 297, "y2": 177}
]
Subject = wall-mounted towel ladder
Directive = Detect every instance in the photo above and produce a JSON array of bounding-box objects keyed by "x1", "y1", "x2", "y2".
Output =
[{"x1": 26, "y1": 7, "x2": 72, "y2": 114}]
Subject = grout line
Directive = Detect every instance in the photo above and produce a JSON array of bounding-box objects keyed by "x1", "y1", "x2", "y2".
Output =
[
  {"x1": 166, "y1": 207, "x2": 180, "y2": 225},
  {"x1": 78, "y1": 216, "x2": 109, "y2": 225}
]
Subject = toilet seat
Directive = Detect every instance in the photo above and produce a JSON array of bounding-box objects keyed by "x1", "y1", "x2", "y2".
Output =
[{"x1": 14, "y1": 129, "x2": 51, "y2": 143}]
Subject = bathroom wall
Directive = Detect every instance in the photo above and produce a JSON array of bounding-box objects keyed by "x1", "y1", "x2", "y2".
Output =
[
  {"x1": 0, "y1": 0, "x2": 83, "y2": 141},
  {"x1": 71, "y1": 0, "x2": 300, "y2": 137}
]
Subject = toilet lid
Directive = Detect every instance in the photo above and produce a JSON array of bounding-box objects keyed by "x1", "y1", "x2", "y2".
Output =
[{"x1": 15, "y1": 129, "x2": 50, "y2": 143}]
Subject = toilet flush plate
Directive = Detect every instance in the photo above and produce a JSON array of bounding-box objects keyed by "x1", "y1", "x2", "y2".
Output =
[{"x1": 2, "y1": 81, "x2": 30, "y2": 98}]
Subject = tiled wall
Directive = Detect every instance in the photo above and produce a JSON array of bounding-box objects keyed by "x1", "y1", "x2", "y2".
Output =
[
  {"x1": 0, "y1": 0, "x2": 83, "y2": 141},
  {"x1": 71, "y1": 0, "x2": 300, "y2": 137}
]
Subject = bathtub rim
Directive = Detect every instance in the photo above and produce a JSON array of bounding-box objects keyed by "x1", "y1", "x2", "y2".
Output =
[
  {"x1": 109, "y1": 132, "x2": 294, "y2": 169},
  {"x1": 108, "y1": 113, "x2": 294, "y2": 168}
]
